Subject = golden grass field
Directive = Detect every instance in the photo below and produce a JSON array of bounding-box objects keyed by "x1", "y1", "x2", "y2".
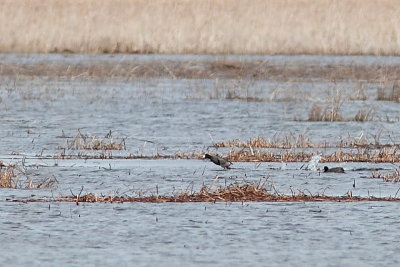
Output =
[{"x1": 1, "y1": 0, "x2": 400, "y2": 55}]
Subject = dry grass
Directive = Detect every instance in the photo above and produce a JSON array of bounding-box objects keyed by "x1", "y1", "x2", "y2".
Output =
[
  {"x1": 51, "y1": 146, "x2": 400, "y2": 163},
  {"x1": 353, "y1": 108, "x2": 376, "y2": 122},
  {"x1": 1, "y1": 57, "x2": 400, "y2": 83},
  {"x1": 213, "y1": 132, "x2": 388, "y2": 149},
  {"x1": 377, "y1": 79, "x2": 400, "y2": 102},
  {"x1": 1, "y1": 0, "x2": 400, "y2": 55},
  {"x1": 372, "y1": 166, "x2": 400, "y2": 182},
  {"x1": 60, "y1": 130, "x2": 125, "y2": 151},
  {"x1": 212, "y1": 147, "x2": 400, "y2": 163},
  {"x1": 0, "y1": 161, "x2": 57, "y2": 189},
  {"x1": 307, "y1": 103, "x2": 378, "y2": 122},
  {"x1": 8, "y1": 182, "x2": 400, "y2": 203},
  {"x1": 214, "y1": 135, "x2": 313, "y2": 149},
  {"x1": 308, "y1": 103, "x2": 343, "y2": 121}
]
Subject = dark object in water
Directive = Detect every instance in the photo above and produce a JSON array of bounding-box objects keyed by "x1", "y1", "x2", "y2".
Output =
[
  {"x1": 204, "y1": 154, "x2": 231, "y2": 169},
  {"x1": 324, "y1": 166, "x2": 345, "y2": 173}
]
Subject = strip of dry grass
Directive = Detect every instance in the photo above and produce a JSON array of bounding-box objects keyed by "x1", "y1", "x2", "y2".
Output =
[
  {"x1": 1, "y1": 0, "x2": 400, "y2": 55},
  {"x1": 51, "y1": 148, "x2": 400, "y2": 163},
  {"x1": 8, "y1": 183, "x2": 400, "y2": 203},
  {"x1": 1, "y1": 56, "x2": 400, "y2": 84},
  {"x1": 224, "y1": 149, "x2": 400, "y2": 163},
  {"x1": 59, "y1": 130, "x2": 126, "y2": 151},
  {"x1": 372, "y1": 167, "x2": 400, "y2": 182},
  {"x1": 377, "y1": 79, "x2": 400, "y2": 102},
  {"x1": 212, "y1": 133, "x2": 392, "y2": 149}
]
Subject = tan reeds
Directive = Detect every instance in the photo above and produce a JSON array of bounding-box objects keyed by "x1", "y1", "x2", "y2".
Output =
[
  {"x1": 62, "y1": 130, "x2": 125, "y2": 151},
  {"x1": 377, "y1": 79, "x2": 400, "y2": 102},
  {"x1": 213, "y1": 132, "x2": 387, "y2": 149},
  {"x1": 10, "y1": 182, "x2": 400, "y2": 203},
  {"x1": 353, "y1": 108, "x2": 376, "y2": 122},
  {"x1": 372, "y1": 167, "x2": 400, "y2": 182},
  {"x1": 0, "y1": 162, "x2": 57, "y2": 189},
  {"x1": 214, "y1": 147, "x2": 400, "y2": 163},
  {"x1": 1, "y1": 56, "x2": 400, "y2": 83},
  {"x1": 1, "y1": 0, "x2": 400, "y2": 55}
]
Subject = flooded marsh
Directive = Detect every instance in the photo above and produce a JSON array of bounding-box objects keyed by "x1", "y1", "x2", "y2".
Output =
[{"x1": 1, "y1": 54, "x2": 400, "y2": 266}]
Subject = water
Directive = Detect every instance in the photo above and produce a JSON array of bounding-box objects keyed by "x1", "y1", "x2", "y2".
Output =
[
  {"x1": 1, "y1": 54, "x2": 400, "y2": 266},
  {"x1": 1, "y1": 201, "x2": 400, "y2": 266}
]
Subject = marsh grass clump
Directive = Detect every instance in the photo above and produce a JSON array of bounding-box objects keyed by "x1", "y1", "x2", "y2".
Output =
[
  {"x1": 0, "y1": 161, "x2": 57, "y2": 189},
  {"x1": 377, "y1": 80, "x2": 400, "y2": 102},
  {"x1": 372, "y1": 166, "x2": 400, "y2": 182},
  {"x1": 308, "y1": 103, "x2": 343, "y2": 121},
  {"x1": 213, "y1": 134, "x2": 312, "y2": 149},
  {"x1": 63, "y1": 130, "x2": 125, "y2": 150},
  {"x1": 353, "y1": 107, "x2": 376, "y2": 122},
  {"x1": 349, "y1": 83, "x2": 368, "y2": 101}
]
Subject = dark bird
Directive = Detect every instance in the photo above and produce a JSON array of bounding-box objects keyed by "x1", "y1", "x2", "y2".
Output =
[
  {"x1": 324, "y1": 166, "x2": 345, "y2": 173},
  {"x1": 204, "y1": 154, "x2": 231, "y2": 169}
]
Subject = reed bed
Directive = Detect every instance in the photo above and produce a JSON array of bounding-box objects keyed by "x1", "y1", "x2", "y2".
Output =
[
  {"x1": 51, "y1": 148, "x2": 400, "y2": 163},
  {"x1": 1, "y1": 56, "x2": 400, "y2": 84},
  {"x1": 377, "y1": 80, "x2": 400, "y2": 102},
  {"x1": 60, "y1": 130, "x2": 125, "y2": 151},
  {"x1": 372, "y1": 167, "x2": 400, "y2": 182},
  {"x1": 0, "y1": 161, "x2": 57, "y2": 189},
  {"x1": 9, "y1": 182, "x2": 400, "y2": 203},
  {"x1": 213, "y1": 133, "x2": 391, "y2": 149},
  {"x1": 223, "y1": 149, "x2": 400, "y2": 163},
  {"x1": 306, "y1": 104, "x2": 378, "y2": 122},
  {"x1": 1, "y1": 0, "x2": 400, "y2": 55}
]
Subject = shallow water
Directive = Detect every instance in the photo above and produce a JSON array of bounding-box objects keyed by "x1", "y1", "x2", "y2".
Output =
[
  {"x1": 1, "y1": 54, "x2": 400, "y2": 266},
  {"x1": 1, "y1": 201, "x2": 400, "y2": 266}
]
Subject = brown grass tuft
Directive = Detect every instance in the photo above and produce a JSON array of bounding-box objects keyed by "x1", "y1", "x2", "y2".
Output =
[
  {"x1": 353, "y1": 107, "x2": 376, "y2": 122},
  {"x1": 0, "y1": 162, "x2": 57, "y2": 189},
  {"x1": 372, "y1": 167, "x2": 400, "y2": 182},
  {"x1": 308, "y1": 103, "x2": 343, "y2": 121},
  {"x1": 377, "y1": 79, "x2": 400, "y2": 102},
  {"x1": 61, "y1": 130, "x2": 125, "y2": 151}
]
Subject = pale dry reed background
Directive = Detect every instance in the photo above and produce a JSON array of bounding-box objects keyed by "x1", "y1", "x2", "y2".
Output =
[{"x1": 1, "y1": 0, "x2": 399, "y2": 55}]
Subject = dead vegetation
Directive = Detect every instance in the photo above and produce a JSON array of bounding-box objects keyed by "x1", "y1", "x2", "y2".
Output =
[
  {"x1": 377, "y1": 79, "x2": 400, "y2": 102},
  {"x1": 8, "y1": 182, "x2": 400, "y2": 203},
  {"x1": 0, "y1": 161, "x2": 57, "y2": 189},
  {"x1": 372, "y1": 166, "x2": 400, "y2": 182},
  {"x1": 2, "y1": 57, "x2": 400, "y2": 83},
  {"x1": 2, "y1": 0, "x2": 400, "y2": 56},
  {"x1": 221, "y1": 148, "x2": 400, "y2": 163},
  {"x1": 306, "y1": 103, "x2": 377, "y2": 122},
  {"x1": 51, "y1": 145, "x2": 400, "y2": 163},
  {"x1": 60, "y1": 130, "x2": 125, "y2": 151},
  {"x1": 212, "y1": 132, "x2": 393, "y2": 149}
]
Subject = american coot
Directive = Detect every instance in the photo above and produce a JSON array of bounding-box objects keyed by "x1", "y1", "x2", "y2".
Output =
[
  {"x1": 324, "y1": 166, "x2": 345, "y2": 173},
  {"x1": 204, "y1": 154, "x2": 231, "y2": 169}
]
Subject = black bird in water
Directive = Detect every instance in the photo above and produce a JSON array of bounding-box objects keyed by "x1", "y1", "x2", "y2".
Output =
[
  {"x1": 204, "y1": 154, "x2": 231, "y2": 169},
  {"x1": 324, "y1": 166, "x2": 345, "y2": 173}
]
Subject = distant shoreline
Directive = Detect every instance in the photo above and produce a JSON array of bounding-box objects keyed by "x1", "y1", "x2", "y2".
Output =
[
  {"x1": 1, "y1": 53, "x2": 399, "y2": 82},
  {"x1": 1, "y1": 0, "x2": 399, "y2": 55}
]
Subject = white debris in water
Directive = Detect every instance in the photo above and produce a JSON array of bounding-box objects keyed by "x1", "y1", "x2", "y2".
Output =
[
  {"x1": 280, "y1": 161, "x2": 287, "y2": 170},
  {"x1": 306, "y1": 155, "x2": 321, "y2": 171}
]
